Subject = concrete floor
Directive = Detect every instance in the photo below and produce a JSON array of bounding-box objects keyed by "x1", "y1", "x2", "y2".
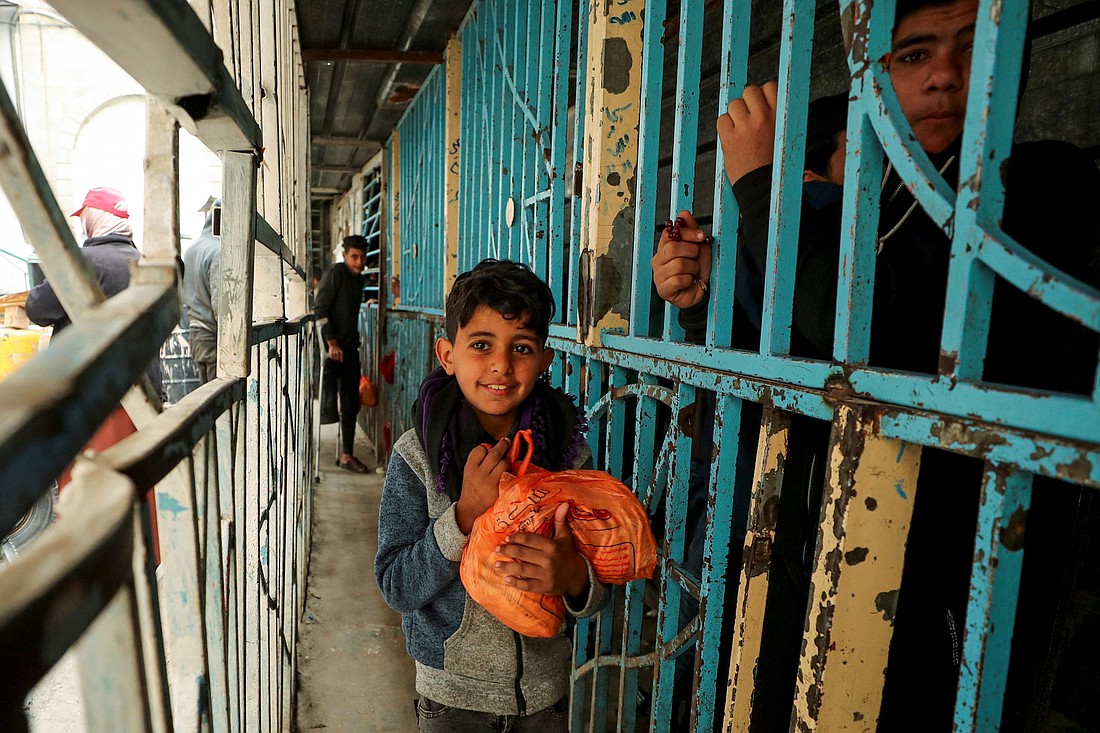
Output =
[{"x1": 296, "y1": 425, "x2": 417, "y2": 733}]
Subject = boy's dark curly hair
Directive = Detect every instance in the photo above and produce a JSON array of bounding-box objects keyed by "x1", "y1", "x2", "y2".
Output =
[
  {"x1": 342, "y1": 234, "x2": 368, "y2": 252},
  {"x1": 804, "y1": 93, "x2": 849, "y2": 178},
  {"x1": 444, "y1": 259, "x2": 556, "y2": 342}
]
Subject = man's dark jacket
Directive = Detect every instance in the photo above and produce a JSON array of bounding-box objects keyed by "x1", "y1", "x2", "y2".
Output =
[
  {"x1": 314, "y1": 261, "x2": 365, "y2": 348},
  {"x1": 26, "y1": 234, "x2": 140, "y2": 331},
  {"x1": 25, "y1": 233, "x2": 162, "y2": 396}
]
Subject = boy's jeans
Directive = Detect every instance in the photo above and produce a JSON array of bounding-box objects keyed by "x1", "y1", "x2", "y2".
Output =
[{"x1": 415, "y1": 696, "x2": 569, "y2": 733}]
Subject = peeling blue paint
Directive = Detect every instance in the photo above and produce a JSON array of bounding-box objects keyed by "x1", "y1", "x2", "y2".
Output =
[
  {"x1": 157, "y1": 492, "x2": 187, "y2": 517},
  {"x1": 894, "y1": 481, "x2": 908, "y2": 501},
  {"x1": 896, "y1": 442, "x2": 906, "y2": 463}
]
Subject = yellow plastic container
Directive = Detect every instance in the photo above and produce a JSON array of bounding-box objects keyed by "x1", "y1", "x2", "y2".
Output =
[{"x1": 0, "y1": 328, "x2": 42, "y2": 381}]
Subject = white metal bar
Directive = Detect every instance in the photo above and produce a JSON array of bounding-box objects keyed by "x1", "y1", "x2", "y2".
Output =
[
  {"x1": 218, "y1": 151, "x2": 259, "y2": 379},
  {"x1": 48, "y1": 0, "x2": 262, "y2": 152}
]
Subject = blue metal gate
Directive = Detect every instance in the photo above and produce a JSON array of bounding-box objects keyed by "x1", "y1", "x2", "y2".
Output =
[{"x1": 381, "y1": 1, "x2": 1100, "y2": 730}]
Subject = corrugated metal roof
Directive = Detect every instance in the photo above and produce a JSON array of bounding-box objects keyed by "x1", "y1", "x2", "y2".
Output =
[{"x1": 297, "y1": 0, "x2": 472, "y2": 269}]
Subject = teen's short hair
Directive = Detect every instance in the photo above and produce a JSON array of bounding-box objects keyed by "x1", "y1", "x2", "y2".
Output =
[
  {"x1": 895, "y1": 0, "x2": 945, "y2": 25},
  {"x1": 804, "y1": 93, "x2": 849, "y2": 177},
  {"x1": 445, "y1": 259, "x2": 556, "y2": 342},
  {"x1": 343, "y1": 234, "x2": 368, "y2": 252}
]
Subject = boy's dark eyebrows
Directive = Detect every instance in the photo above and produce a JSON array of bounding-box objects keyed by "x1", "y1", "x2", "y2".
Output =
[
  {"x1": 893, "y1": 31, "x2": 937, "y2": 51},
  {"x1": 462, "y1": 329, "x2": 540, "y2": 342},
  {"x1": 893, "y1": 23, "x2": 975, "y2": 51},
  {"x1": 463, "y1": 329, "x2": 537, "y2": 338}
]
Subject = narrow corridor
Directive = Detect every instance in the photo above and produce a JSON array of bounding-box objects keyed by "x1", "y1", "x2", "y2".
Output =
[{"x1": 297, "y1": 426, "x2": 415, "y2": 732}]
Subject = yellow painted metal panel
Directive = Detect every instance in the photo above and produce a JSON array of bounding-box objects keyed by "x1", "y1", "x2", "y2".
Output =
[
  {"x1": 578, "y1": 0, "x2": 644, "y2": 345},
  {"x1": 444, "y1": 36, "x2": 462, "y2": 298},
  {"x1": 794, "y1": 404, "x2": 923, "y2": 730},
  {"x1": 724, "y1": 408, "x2": 791, "y2": 732}
]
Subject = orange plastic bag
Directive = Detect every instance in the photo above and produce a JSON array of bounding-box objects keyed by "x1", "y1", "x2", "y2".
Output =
[
  {"x1": 359, "y1": 375, "x2": 378, "y2": 407},
  {"x1": 460, "y1": 430, "x2": 657, "y2": 637}
]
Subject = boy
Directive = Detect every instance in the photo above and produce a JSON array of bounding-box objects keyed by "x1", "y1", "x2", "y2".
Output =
[
  {"x1": 375, "y1": 259, "x2": 605, "y2": 732},
  {"x1": 315, "y1": 234, "x2": 369, "y2": 473}
]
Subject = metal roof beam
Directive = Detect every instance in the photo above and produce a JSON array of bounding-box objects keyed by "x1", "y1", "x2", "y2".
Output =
[
  {"x1": 311, "y1": 136, "x2": 383, "y2": 148},
  {"x1": 302, "y1": 48, "x2": 442, "y2": 65},
  {"x1": 313, "y1": 164, "x2": 362, "y2": 173}
]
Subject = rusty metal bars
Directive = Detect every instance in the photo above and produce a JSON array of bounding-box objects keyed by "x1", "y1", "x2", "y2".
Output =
[
  {"x1": 629, "y1": 0, "x2": 667, "y2": 340},
  {"x1": 374, "y1": 0, "x2": 1100, "y2": 730},
  {"x1": 954, "y1": 467, "x2": 1032, "y2": 730}
]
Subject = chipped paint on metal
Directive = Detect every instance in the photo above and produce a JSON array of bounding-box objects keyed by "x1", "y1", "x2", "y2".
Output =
[
  {"x1": 379, "y1": 0, "x2": 1096, "y2": 730},
  {"x1": 794, "y1": 404, "x2": 922, "y2": 731},
  {"x1": 578, "y1": 0, "x2": 643, "y2": 346},
  {"x1": 156, "y1": 492, "x2": 187, "y2": 517},
  {"x1": 723, "y1": 408, "x2": 790, "y2": 732},
  {"x1": 444, "y1": 35, "x2": 462, "y2": 297},
  {"x1": 954, "y1": 467, "x2": 1032, "y2": 730},
  {"x1": 883, "y1": 410, "x2": 1100, "y2": 488}
]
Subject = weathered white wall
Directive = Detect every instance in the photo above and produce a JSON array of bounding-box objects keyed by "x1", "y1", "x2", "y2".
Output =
[{"x1": 0, "y1": 0, "x2": 222, "y2": 295}]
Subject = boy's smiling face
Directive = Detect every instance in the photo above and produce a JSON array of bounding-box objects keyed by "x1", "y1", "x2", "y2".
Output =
[{"x1": 435, "y1": 305, "x2": 554, "y2": 439}]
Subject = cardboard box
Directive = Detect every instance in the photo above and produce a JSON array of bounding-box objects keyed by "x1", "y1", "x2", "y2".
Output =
[
  {"x1": 2, "y1": 304, "x2": 29, "y2": 329},
  {"x1": 0, "y1": 291, "x2": 29, "y2": 329}
]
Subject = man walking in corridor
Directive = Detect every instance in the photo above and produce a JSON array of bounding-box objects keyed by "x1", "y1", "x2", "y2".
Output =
[{"x1": 315, "y1": 234, "x2": 370, "y2": 473}]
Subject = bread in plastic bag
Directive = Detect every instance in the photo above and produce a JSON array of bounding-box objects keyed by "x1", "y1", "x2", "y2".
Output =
[{"x1": 460, "y1": 430, "x2": 656, "y2": 637}]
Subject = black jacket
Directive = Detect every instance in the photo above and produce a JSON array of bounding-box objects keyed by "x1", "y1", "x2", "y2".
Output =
[
  {"x1": 26, "y1": 234, "x2": 140, "y2": 331},
  {"x1": 314, "y1": 262, "x2": 365, "y2": 349},
  {"x1": 25, "y1": 233, "x2": 162, "y2": 397},
  {"x1": 681, "y1": 140, "x2": 1100, "y2": 393}
]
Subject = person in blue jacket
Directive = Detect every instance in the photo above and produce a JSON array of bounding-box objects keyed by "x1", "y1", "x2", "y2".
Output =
[{"x1": 375, "y1": 259, "x2": 605, "y2": 732}]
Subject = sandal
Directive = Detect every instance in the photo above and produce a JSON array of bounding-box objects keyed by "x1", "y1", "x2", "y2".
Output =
[{"x1": 337, "y1": 456, "x2": 369, "y2": 474}]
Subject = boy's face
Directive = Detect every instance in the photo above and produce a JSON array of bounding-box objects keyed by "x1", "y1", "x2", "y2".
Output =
[
  {"x1": 343, "y1": 246, "x2": 367, "y2": 275},
  {"x1": 889, "y1": 0, "x2": 977, "y2": 154},
  {"x1": 435, "y1": 305, "x2": 554, "y2": 439}
]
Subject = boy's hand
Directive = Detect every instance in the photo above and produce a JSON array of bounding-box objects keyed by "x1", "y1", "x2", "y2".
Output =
[
  {"x1": 651, "y1": 210, "x2": 712, "y2": 309},
  {"x1": 716, "y1": 81, "x2": 778, "y2": 186},
  {"x1": 455, "y1": 437, "x2": 511, "y2": 534},
  {"x1": 493, "y1": 502, "x2": 589, "y2": 599}
]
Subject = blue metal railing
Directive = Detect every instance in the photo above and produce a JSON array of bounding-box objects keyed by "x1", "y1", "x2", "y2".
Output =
[{"x1": 379, "y1": 1, "x2": 1100, "y2": 730}]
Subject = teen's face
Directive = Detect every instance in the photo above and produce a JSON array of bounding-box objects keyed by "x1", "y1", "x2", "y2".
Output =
[
  {"x1": 889, "y1": 0, "x2": 977, "y2": 154},
  {"x1": 343, "y1": 247, "x2": 367, "y2": 275},
  {"x1": 435, "y1": 306, "x2": 554, "y2": 439}
]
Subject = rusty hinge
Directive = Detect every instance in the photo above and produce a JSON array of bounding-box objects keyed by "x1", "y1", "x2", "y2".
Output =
[{"x1": 743, "y1": 533, "x2": 773, "y2": 578}]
